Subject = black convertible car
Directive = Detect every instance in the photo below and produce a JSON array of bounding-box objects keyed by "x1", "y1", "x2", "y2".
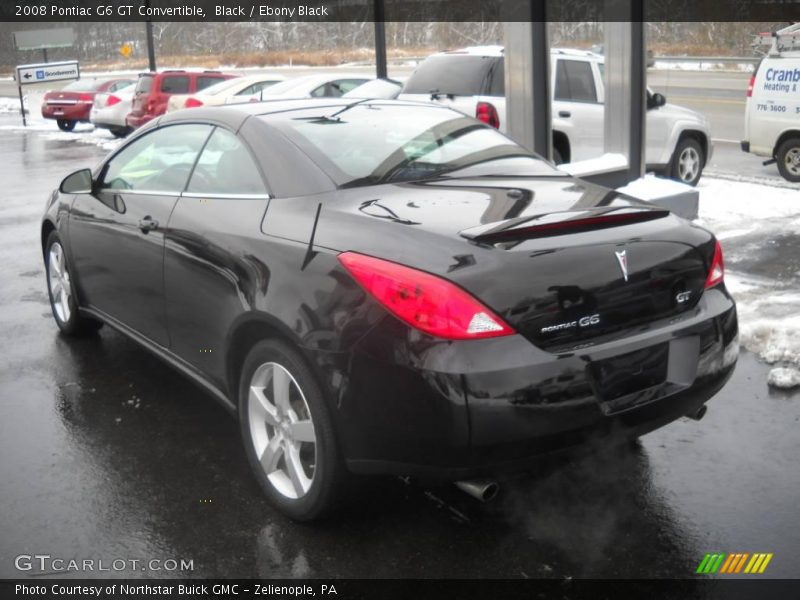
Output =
[{"x1": 42, "y1": 99, "x2": 738, "y2": 520}]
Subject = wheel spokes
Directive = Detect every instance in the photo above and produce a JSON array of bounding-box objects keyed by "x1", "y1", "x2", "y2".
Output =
[
  {"x1": 271, "y1": 366, "x2": 292, "y2": 415},
  {"x1": 284, "y1": 444, "x2": 310, "y2": 496},
  {"x1": 259, "y1": 435, "x2": 284, "y2": 474},
  {"x1": 249, "y1": 386, "x2": 280, "y2": 427},
  {"x1": 290, "y1": 419, "x2": 315, "y2": 443}
]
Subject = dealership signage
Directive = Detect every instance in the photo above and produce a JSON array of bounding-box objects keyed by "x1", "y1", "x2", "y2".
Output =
[
  {"x1": 16, "y1": 61, "x2": 80, "y2": 85},
  {"x1": 13, "y1": 60, "x2": 80, "y2": 127}
]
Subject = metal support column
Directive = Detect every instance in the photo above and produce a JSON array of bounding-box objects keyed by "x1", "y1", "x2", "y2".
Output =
[
  {"x1": 145, "y1": 0, "x2": 157, "y2": 72},
  {"x1": 374, "y1": 0, "x2": 387, "y2": 79},
  {"x1": 604, "y1": 0, "x2": 646, "y2": 182},
  {"x1": 503, "y1": 6, "x2": 551, "y2": 159}
]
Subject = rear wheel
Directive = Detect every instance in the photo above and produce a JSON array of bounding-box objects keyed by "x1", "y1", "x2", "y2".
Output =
[
  {"x1": 669, "y1": 137, "x2": 704, "y2": 186},
  {"x1": 776, "y1": 137, "x2": 800, "y2": 183},
  {"x1": 56, "y1": 119, "x2": 76, "y2": 132},
  {"x1": 552, "y1": 147, "x2": 564, "y2": 165},
  {"x1": 45, "y1": 231, "x2": 103, "y2": 336},
  {"x1": 109, "y1": 127, "x2": 130, "y2": 139},
  {"x1": 239, "y1": 339, "x2": 347, "y2": 521}
]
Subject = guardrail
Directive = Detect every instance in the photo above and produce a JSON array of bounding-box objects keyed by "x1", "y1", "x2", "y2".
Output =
[{"x1": 655, "y1": 56, "x2": 760, "y2": 68}]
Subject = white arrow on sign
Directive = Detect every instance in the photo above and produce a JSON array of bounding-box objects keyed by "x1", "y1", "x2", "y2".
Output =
[{"x1": 15, "y1": 60, "x2": 80, "y2": 86}]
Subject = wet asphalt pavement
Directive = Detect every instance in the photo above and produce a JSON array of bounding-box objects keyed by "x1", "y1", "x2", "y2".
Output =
[{"x1": 1, "y1": 119, "x2": 799, "y2": 581}]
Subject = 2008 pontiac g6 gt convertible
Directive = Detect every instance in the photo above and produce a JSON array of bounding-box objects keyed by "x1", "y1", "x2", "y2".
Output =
[{"x1": 42, "y1": 99, "x2": 738, "y2": 520}]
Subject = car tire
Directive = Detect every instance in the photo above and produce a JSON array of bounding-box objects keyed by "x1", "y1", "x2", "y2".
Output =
[
  {"x1": 45, "y1": 231, "x2": 103, "y2": 336},
  {"x1": 669, "y1": 137, "x2": 704, "y2": 186},
  {"x1": 552, "y1": 147, "x2": 564, "y2": 165},
  {"x1": 239, "y1": 339, "x2": 347, "y2": 521},
  {"x1": 110, "y1": 127, "x2": 131, "y2": 139},
  {"x1": 56, "y1": 119, "x2": 76, "y2": 132},
  {"x1": 776, "y1": 137, "x2": 800, "y2": 183}
]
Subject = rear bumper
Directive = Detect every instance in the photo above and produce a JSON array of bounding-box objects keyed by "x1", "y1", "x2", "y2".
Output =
[
  {"x1": 126, "y1": 113, "x2": 155, "y2": 129},
  {"x1": 326, "y1": 288, "x2": 738, "y2": 479},
  {"x1": 41, "y1": 104, "x2": 90, "y2": 122}
]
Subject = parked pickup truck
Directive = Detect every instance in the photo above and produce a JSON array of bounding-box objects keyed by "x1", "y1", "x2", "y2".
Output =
[{"x1": 398, "y1": 46, "x2": 713, "y2": 186}]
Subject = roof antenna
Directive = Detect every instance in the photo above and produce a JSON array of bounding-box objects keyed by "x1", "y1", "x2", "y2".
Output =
[{"x1": 302, "y1": 203, "x2": 322, "y2": 270}]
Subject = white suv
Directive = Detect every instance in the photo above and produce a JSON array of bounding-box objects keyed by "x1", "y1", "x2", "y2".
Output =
[
  {"x1": 741, "y1": 25, "x2": 800, "y2": 182},
  {"x1": 399, "y1": 46, "x2": 713, "y2": 186}
]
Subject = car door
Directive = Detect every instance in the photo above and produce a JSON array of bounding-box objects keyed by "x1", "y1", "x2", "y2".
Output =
[
  {"x1": 164, "y1": 126, "x2": 271, "y2": 387},
  {"x1": 68, "y1": 123, "x2": 213, "y2": 346},
  {"x1": 553, "y1": 58, "x2": 604, "y2": 161}
]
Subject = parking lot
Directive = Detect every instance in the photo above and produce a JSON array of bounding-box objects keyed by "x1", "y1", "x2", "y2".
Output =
[{"x1": 1, "y1": 105, "x2": 799, "y2": 579}]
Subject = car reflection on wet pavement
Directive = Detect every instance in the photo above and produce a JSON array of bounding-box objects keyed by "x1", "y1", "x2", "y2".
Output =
[{"x1": 1, "y1": 118, "x2": 798, "y2": 579}]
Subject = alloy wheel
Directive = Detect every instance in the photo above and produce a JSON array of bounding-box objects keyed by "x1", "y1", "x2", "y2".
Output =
[
  {"x1": 783, "y1": 147, "x2": 800, "y2": 177},
  {"x1": 48, "y1": 242, "x2": 72, "y2": 322},
  {"x1": 247, "y1": 362, "x2": 317, "y2": 500},
  {"x1": 678, "y1": 146, "x2": 700, "y2": 182}
]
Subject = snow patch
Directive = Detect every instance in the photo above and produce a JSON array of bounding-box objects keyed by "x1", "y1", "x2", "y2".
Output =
[
  {"x1": 653, "y1": 60, "x2": 755, "y2": 73},
  {"x1": 698, "y1": 177, "x2": 800, "y2": 388}
]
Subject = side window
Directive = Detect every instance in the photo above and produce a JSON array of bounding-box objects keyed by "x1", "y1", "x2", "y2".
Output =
[
  {"x1": 310, "y1": 84, "x2": 328, "y2": 98},
  {"x1": 332, "y1": 79, "x2": 366, "y2": 95},
  {"x1": 489, "y1": 60, "x2": 504, "y2": 96},
  {"x1": 554, "y1": 60, "x2": 597, "y2": 103},
  {"x1": 237, "y1": 84, "x2": 258, "y2": 96},
  {"x1": 186, "y1": 128, "x2": 267, "y2": 196},
  {"x1": 101, "y1": 124, "x2": 212, "y2": 193},
  {"x1": 160, "y1": 76, "x2": 189, "y2": 94},
  {"x1": 196, "y1": 76, "x2": 223, "y2": 91}
]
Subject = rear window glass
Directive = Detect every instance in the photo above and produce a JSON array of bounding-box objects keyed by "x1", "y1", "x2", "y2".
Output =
[
  {"x1": 403, "y1": 55, "x2": 497, "y2": 96},
  {"x1": 160, "y1": 76, "x2": 190, "y2": 94},
  {"x1": 555, "y1": 60, "x2": 597, "y2": 103},
  {"x1": 187, "y1": 128, "x2": 267, "y2": 195},
  {"x1": 135, "y1": 75, "x2": 153, "y2": 94},
  {"x1": 62, "y1": 79, "x2": 106, "y2": 92},
  {"x1": 196, "y1": 76, "x2": 224, "y2": 91},
  {"x1": 265, "y1": 103, "x2": 557, "y2": 187}
]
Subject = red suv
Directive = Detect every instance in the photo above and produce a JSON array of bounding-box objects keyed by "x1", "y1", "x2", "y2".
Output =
[
  {"x1": 42, "y1": 78, "x2": 133, "y2": 131},
  {"x1": 126, "y1": 70, "x2": 236, "y2": 130}
]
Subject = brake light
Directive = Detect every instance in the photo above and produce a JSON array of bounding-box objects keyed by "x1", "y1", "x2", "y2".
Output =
[
  {"x1": 705, "y1": 240, "x2": 724, "y2": 289},
  {"x1": 106, "y1": 95, "x2": 121, "y2": 107},
  {"x1": 77, "y1": 93, "x2": 93, "y2": 103},
  {"x1": 338, "y1": 252, "x2": 514, "y2": 340},
  {"x1": 146, "y1": 98, "x2": 156, "y2": 114},
  {"x1": 184, "y1": 97, "x2": 203, "y2": 108},
  {"x1": 476, "y1": 101, "x2": 500, "y2": 129},
  {"x1": 746, "y1": 74, "x2": 756, "y2": 97}
]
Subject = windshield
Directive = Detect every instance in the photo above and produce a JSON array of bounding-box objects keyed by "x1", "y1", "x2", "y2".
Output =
[
  {"x1": 197, "y1": 77, "x2": 244, "y2": 96},
  {"x1": 265, "y1": 103, "x2": 558, "y2": 187},
  {"x1": 262, "y1": 77, "x2": 318, "y2": 96},
  {"x1": 403, "y1": 55, "x2": 497, "y2": 96},
  {"x1": 62, "y1": 79, "x2": 108, "y2": 92}
]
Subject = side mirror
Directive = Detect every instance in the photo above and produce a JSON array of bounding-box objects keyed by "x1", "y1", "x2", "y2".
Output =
[
  {"x1": 648, "y1": 92, "x2": 666, "y2": 109},
  {"x1": 59, "y1": 168, "x2": 93, "y2": 194}
]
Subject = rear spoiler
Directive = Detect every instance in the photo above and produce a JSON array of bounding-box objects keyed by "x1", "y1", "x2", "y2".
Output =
[{"x1": 460, "y1": 208, "x2": 670, "y2": 243}]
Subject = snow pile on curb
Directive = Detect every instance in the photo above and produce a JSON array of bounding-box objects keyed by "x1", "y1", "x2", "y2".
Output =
[
  {"x1": 0, "y1": 96, "x2": 23, "y2": 113},
  {"x1": 697, "y1": 177, "x2": 800, "y2": 388}
]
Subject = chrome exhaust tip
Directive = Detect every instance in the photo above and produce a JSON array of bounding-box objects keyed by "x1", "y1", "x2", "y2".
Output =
[
  {"x1": 454, "y1": 479, "x2": 499, "y2": 502},
  {"x1": 688, "y1": 405, "x2": 707, "y2": 421}
]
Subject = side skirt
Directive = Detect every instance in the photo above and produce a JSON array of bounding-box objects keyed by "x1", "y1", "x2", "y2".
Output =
[{"x1": 79, "y1": 306, "x2": 237, "y2": 415}]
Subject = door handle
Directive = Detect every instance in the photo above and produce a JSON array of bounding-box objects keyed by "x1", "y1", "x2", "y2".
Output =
[
  {"x1": 558, "y1": 110, "x2": 571, "y2": 118},
  {"x1": 138, "y1": 216, "x2": 159, "y2": 233}
]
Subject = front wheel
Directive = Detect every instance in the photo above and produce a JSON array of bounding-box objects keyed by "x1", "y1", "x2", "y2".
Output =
[
  {"x1": 109, "y1": 127, "x2": 131, "y2": 139},
  {"x1": 669, "y1": 137, "x2": 704, "y2": 186},
  {"x1": 45, "y1": 231, "x2": 103, "y2": 336},
  {"x1": 239, "y1": 340, "x2": 347, "y2": 521},
  {"x1": 56, "y1": 119, "x2": 76, "y2": 132},
  {"x1": 776, "y1": 137, "x2": 800, "y2": 183}
]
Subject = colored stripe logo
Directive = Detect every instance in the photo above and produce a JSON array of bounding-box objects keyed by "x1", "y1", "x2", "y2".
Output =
[{"x1": 697, "y1": 552, "x2": 773, "y2": 574}]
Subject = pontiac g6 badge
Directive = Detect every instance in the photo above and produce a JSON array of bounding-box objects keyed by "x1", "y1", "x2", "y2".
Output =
[{"x1": 615, "y1": 249, "x2": 629, "y2": 282}]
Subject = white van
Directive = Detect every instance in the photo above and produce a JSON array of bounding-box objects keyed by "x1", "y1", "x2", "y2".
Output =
[{"x1": 742, "y1": 24, "x2": 800, "y2": 182}]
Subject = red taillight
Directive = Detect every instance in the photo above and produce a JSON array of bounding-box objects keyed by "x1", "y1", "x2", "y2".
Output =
[
  {"x1": 705, "y1": 240, "x2": 724, "y2": 289},
  {"x1": 106, "y1": 95, "x2": 121, "y2": 107},
  {"x1": 146, "y1": 98, "x2": 156, "y2": 114},
  {"x1": 746, "y1": 74, "x2": 756, "y2": 97},
  {"x1": 338, "y1": 252, "x2": 515, "y2": 340},
  {"x1": 184, "y1": 97, "x2": 203, "y2": 108},
  {"x1": 77, "y1": 93, "x2": 93, "y2": 103},
  {"x1": 476, "y1": 101, "x2": 500, "y2": 129}
]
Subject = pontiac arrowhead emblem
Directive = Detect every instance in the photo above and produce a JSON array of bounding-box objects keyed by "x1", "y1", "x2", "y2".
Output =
[{"x1": 615, "y1": 249, "x2": 629, "y2": 282}]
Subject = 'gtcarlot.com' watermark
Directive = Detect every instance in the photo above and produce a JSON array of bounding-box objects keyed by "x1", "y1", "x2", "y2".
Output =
[{"x1": 14, "y1": 554, "x2": 194, "y2": 573}]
